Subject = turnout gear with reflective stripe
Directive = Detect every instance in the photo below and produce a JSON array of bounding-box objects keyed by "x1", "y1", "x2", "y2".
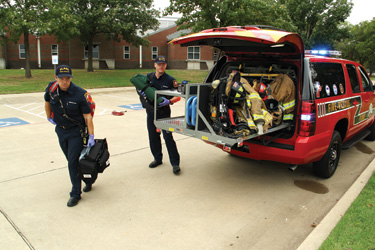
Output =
[
  {"x1": 268, "y1": 74, "x2": 295, "y2": 122},
  {"x1": 225, "y1": 72, "x2": 266, "y2": 127}
]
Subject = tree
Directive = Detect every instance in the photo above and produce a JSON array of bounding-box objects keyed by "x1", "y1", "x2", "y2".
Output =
[
  {"x1": 279, "y1": 0, "x2": 353, "y2": 49},
  {"x1": 336, "y1": 19, "x2": 375, "y2": 74},
  {"x1": 48, "y1": 0, "x2": 160, "y2": 72},
  {"x1": 0, "y1": 0, "x2": 50, "y2": 78},
  {"x1": 164, "y1": 0, "x2": 296, "y2": 33},
  {"x1": 355, "y1": 19, "x2": 375, "y2": 74}
]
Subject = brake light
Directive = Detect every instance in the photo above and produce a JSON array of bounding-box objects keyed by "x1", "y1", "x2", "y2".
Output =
[{"x1": 298, "y1": 101, "x2": 316, "y2": 137}]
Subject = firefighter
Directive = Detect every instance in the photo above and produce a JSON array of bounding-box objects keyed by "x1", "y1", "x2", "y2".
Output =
[
  {"x1": 143, "y1": 56, "x2": 181, "y2": 175},
  {"x1": 44, "y1": 65, "x2": 95, "y2": 207}
]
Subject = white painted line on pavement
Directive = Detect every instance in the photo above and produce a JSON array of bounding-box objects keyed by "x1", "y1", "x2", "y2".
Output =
[
  {"x1": 4, "y1": 104, "x2": 45, "y2": 118},
  {"x1": 26, "y1": 105, "x2": 44, "y2": 112}
]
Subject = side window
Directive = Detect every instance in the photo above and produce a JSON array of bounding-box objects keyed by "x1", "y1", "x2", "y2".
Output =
[
  {"x1": 188, "y1": 46, "x2": 200, "y2": 60},
  {"x1": 311, "y1": 62, "x2": 345, "y2": 99},
  {"x1": 84, "y1": 45, "x2": 99, "y2": 59},
  {"x1": 346, "y1": 64, "x2": 361, "y2": 93},
  {"x1": 124, "y1": 46, "x2": 130, "y2": 59},
  {"x1": 359, "y1": 66, "x2": 372, "y2": 92},
  {"x1": 213, "y1": 49, "x2": 219, "y2": 61},
  {"x1": 19, "y1": 44, "x2": 25, "y2": 59},
  {"x1": 152, "y1": 47, "x2": 158, "y2": 60}
]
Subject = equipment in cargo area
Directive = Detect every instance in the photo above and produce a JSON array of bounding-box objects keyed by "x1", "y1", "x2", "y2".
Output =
[
  {"x1": 208, "y1": 71, "x2": 281, "y2": 139},
  {"x1": 267, "y1": 74, "x2": 296, "y2": 123}
]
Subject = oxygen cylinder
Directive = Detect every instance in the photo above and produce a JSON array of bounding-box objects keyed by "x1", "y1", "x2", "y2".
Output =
[{"x1": 130, "y1": 74, "x2": 164, "y2": 105}]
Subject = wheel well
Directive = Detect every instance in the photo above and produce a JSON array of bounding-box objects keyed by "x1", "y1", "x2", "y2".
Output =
[{"x1": 335, "y1": 119, "x2": 348, "y2": 140}]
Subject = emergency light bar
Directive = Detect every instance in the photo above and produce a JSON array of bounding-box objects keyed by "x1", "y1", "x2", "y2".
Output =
[{"x1": 305, "y1": 50, "x2": 342, "y2": 57}]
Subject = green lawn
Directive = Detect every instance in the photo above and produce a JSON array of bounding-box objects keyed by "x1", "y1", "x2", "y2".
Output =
[
  {"x1": 319, "y1": 172, "x2": 375, "y2": 249},
  {"x1": 0, "y1": 69, "x2": 209, "y2": 94}
]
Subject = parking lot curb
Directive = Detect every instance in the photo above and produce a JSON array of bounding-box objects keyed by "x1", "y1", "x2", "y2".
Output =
[{"x1": 296, "y1": 157, "x2": 375, "y2": 250}]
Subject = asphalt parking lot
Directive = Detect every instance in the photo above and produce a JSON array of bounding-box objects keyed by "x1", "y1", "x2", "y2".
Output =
[{"x1": 1, "y1": 87, "x2": 374, "y2": 250}]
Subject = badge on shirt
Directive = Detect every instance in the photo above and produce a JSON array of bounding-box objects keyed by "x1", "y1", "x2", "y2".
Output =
[{"x1": 173, "y1": 80, "x2": 178, "y2": 88}]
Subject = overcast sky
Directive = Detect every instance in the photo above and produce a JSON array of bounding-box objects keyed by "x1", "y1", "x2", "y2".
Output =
[
  {"x1": 153, "y1": 0, "x2": 374, "y2": 24},
  {"x1": 347, "y1": 0, "x2": 375, "y2": 24}
]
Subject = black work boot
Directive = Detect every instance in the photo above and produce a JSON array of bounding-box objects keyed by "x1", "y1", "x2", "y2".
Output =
[{"x1": 149, "y1": 160, "x2": 162, "y2": 168}]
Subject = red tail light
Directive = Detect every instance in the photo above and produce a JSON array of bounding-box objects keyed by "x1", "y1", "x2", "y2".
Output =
[{"x1": 298, "y1": 101, "x2": 316, "y2": 137}]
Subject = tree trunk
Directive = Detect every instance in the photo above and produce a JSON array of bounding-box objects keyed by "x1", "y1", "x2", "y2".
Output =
[
  {"x1": 87, "y1": 39, "x2": 93, "y2": 72},
  {"x1": 24, "y1": 31, "x2": 32, "y2": 78}
]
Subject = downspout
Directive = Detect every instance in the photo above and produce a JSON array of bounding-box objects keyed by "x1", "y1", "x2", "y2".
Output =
[
  {"x1": 139, "y1": 45, "x2": 142, "y2": 68},
  {"x1": 37, "y1": 36, "x2": 41, "y2": 68}
]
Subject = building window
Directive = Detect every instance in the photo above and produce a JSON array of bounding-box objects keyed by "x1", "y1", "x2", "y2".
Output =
[
  {"x1": 188, "y1": 46, "x2": 200, "y2": 60},
  {"x1": 124, "y1": 46, "x2": 130, "y2": 59},
  {"x1": 51, "y1": 45, "x2": 58, "y2": 56},
  {"x1": 84, "y1": 45, "x2": 99, "y2": 59},
  {"x1": 213, "y1": 49, "x2": 219, "y2": 61},
  {"x1": 19, "y1": 44, "x2": 25, "y2": 59},
  {"x1": 152, "y1": 47, "x2": 158, "y2": 60}
]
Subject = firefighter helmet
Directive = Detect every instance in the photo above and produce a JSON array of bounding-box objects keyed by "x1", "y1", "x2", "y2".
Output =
[
  {"x1": 265, "y1": 99, "x2": 279, "y2": 112},
  {"x1": 229, "y1": 81, "x2": 246, "y2": 103}
]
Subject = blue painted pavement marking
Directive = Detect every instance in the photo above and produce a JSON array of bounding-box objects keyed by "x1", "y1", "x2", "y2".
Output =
[
  {"x1": 0, "y1": 118, "x2": 30, "y2": 128},
  {"x1": 119, "y1": 104, "x2": 144, "y2": 111}
]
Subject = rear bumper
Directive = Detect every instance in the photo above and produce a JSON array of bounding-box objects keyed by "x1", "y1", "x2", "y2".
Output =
[{"x1": 223, "y1": 131, "x2": 332, "y2": 165}]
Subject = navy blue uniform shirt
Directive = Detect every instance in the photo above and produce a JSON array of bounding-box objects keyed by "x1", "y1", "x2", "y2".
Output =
[
  {"x1": 44, "y1": 81, "x2": 91, "y2": 128},
  {"x1": 147, "y1": 72, "x2": 175, "y2": 92}
]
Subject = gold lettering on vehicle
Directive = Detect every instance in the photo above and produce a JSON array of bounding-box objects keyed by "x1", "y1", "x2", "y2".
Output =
[
  {"x1": 317, "y1": 97, "x2": 359, "y2": 118},
  {"x1": 327, "y1": 99, "x2": 350, "y2": 113}
]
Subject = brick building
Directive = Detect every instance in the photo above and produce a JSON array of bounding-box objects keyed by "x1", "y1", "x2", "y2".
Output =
[{"x1": 0, "y1": 18, "x2": 216, "y2": 70}]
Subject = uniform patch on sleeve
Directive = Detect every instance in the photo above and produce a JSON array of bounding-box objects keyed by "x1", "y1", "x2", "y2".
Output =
[
  {"x1": 84, "y1": 92, "x2": 90, "y2": 103},
  {"x1": 173, "y1": 80, "x2": 178, "y2": 88}
]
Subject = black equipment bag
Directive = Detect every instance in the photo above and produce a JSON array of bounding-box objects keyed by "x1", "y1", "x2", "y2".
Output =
[
  {"x1": 78, "y1": 159, "x2": 98, "y2": 184},
  {"x1": 78, "y1": 138, "x2": 110, "y2": 183}
]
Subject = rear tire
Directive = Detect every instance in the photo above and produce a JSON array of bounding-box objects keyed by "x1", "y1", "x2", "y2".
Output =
[
  {"x1": 365, "y1": 121, "x2": 375, "y2": 141},
  {"x1": 313, "y1": 131, "x2": 342, "y2": 178}
]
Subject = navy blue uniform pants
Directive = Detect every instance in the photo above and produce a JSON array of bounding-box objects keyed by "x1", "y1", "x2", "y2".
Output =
[
  {"x1": 55, "y1": 126, "x2": 83, "y2": 198},
  {"x1": 146, "y1": 108, "x2": 180, "y2": 166}
]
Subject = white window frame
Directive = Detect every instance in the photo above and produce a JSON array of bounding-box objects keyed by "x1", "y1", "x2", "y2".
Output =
[
  {"x1": 84, "y1": 45, "x2": 99, "y2": 59},
  {"x1": 51, "y1": 44, "x2": 58, "y2": 56},
  {"x1": 124, "y1": 46, "x2": 130, "y2": 60},
  {"x1": 152, "y1": 47, "x2": 158, "y2": 60},
  {"x1": 187, "y1": 46, "x2": 200, "y2": 60},
  {"x1": 213, "y1": 49, "x2": 219, "y2": 61},
  {"x1": 19, "y1": 44, "x2": 25, "y2": 59}
]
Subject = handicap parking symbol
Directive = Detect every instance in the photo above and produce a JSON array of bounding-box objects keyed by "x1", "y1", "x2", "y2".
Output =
[
  {"x1": 0, "y1": 117, "x2": 30, "y2": 128},
  {"x1": 118, "y1": 104, "x2": 144, "y2": 111}
]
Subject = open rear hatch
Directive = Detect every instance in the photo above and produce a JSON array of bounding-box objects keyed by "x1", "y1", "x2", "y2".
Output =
[
  {"x1": 170, "y1": 26, "x2": 304, "y2": 58},
  {"x1": 154, "y1": 26, "x2": 304, "y2": 149}
]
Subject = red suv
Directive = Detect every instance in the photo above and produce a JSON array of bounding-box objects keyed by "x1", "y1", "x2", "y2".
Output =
[{"x1": 155, "y1": 26, "x2": 375, "y2": 178}]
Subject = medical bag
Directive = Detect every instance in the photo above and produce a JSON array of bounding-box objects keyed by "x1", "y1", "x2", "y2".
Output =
[{"x1": 78, "y1": 138, "x2": 110, "y2": 184}]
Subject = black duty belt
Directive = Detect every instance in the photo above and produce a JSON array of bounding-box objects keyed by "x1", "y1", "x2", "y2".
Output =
[{"x1": 58, "y1": 125, "x2": 76, "y2": 130}]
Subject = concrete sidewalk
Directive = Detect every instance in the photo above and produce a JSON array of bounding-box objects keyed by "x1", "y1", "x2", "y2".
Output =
[
  {"x1": 0, "y1": 87, "x2": 374, "y2": 250},
  {"x1": 297, "y1": 157, "x2": 375, "y2": 249}
]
